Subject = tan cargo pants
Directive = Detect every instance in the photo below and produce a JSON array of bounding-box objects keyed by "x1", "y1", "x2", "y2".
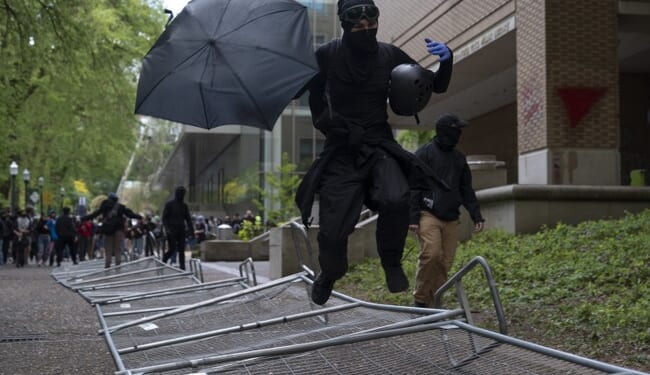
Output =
[
  {"x1": 104, "y1": 230, "x2": 125, "y2": 269},
  {"x1": 413, "y1": 211, "x2": 459, "y2": 307}
]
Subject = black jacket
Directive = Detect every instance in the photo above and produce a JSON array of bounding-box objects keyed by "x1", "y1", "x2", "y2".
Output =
[
  {"x1": 410, "y1": 141, "x2": 483, "y2": 224},
  {"x1": 55, "y1": 214, "x2": 77, "y2": 238},
  {"x1": 295, "y1": 39, "x2": 453, "y2": 226},
  {"x1": 84, "y1": 199, "x2": 141, "y2": 234},
  {"x1": 162, "y1": 199, "x2": 193, "y2": 236}
]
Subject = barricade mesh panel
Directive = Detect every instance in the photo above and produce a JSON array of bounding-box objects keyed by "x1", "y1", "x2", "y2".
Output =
[
  {"x1": 189, "y1": 327, "x2": 610, "y2": 375},
  {"x1": 78, "y1": 276, "x2": 204, "y2": 302},
  {"x1": 98, "y1": 282, "x2": 246, "y2": 314},
  {"x1": 49, "y1": 258, "x2": 646, "y2": 375}
]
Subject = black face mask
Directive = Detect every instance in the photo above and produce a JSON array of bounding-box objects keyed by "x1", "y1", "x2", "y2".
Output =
[
  {"x1": 434, "y1": 127, "x2": 461, "y2": 151},
  {"x1": 344, "y1": 28, "x2": 378, "y2": 54}
]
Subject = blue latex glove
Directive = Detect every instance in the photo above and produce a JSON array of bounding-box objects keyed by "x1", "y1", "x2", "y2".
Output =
[{"x1": 425, "y1": 38, "x2": 451, "y2": 62}]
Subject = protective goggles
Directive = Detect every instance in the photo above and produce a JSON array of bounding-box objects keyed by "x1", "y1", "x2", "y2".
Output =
[{"x1": 339, "y1": 5, "x2": 380, "y2": 24}]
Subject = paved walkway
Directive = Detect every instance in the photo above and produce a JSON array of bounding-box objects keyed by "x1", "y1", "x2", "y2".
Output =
[{"x1": 0, "y1": 257, "x2": 254, "y2": 375}]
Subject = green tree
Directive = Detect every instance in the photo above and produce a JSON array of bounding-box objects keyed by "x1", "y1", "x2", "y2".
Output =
[
  {"x1": 0, "y1": 1, "x2": 166, "y2": 206},
  {"x1": 253, "y1": 152, "x2": 301, "y2": 225}
]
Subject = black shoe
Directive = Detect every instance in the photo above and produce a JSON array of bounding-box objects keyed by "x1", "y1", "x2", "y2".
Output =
[
  {"x1": 384, "y1": 266, "x2": 409, "y2": 293},
  {"x1": 310, "y1": 273, "x2": 335, "y2": 305},
  {"x1": 414, "y1": 300, "x2": 428, "y2": 308}
]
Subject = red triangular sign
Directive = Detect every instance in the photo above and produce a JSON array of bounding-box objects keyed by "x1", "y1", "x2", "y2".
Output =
[{"x1": 558, "y1": 87, "x2": 606, "y2": 128}]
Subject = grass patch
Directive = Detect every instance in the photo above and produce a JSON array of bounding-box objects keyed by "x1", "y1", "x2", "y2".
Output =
[{"x1": 336, "y1": 209, "x2": 650, "y2": 371}]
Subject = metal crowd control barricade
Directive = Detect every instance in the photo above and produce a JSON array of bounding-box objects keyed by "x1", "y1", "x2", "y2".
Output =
[{"x1": 51, "y1": 224, "x2": 649, "y2": 375}]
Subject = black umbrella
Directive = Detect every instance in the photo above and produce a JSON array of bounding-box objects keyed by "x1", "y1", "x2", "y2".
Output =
[{"x1": 135, "y1": 0, "x2": 318, "y2": 130}]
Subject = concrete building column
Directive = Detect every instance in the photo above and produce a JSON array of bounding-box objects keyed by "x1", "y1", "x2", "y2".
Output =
[{"x1": 516, "y1": 0, "x2": 620, "y2": 185}]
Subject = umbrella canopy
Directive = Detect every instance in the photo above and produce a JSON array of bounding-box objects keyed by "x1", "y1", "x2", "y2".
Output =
[{"x1": 135, "y1": 0, "x2": 318, "y2": 130}]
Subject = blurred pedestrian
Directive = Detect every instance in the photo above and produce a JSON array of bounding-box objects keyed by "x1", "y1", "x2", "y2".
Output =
[
  {"x1": 13, "y1": 209, "x2": 31, "y2": 268},
  {"x1": 77, "y1": 218, "x2": 93, "y2": 261},
  {"x1": 83, "y1": 192, "x2": 142, "y2": 268},
  {"x1": 55, "y1": 207, "x2": 78, "y2": 266},
  {"x1": 162, "y1": 186, "x2": 193, "y2": 270}
]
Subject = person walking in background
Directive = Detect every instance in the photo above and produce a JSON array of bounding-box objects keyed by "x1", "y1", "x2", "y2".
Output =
[
  {"x1": 47, "y1": 210, "x2": 59, "y2": 266},
  {"x1": 83, "y1": 192, "x2": 142, "y2": 268},
  {"x1": 409, "y1": 114, "x2": 484, "y2": 308},
  {"x1": 13, "y1": 209, "x2": 31, "y2": 268},
  {"x1": 77, "y1": 217, "x2": 93, "y2": 261},
  {"x1": 55, "y1": 207, "x2": 78, "y2": 266},
  {"x1": 162, "y1": 186, "x2": 193, "y2": 270},
  {"x1": 0, "y1": 209, "x2": 10, "y2": 265},
  {"x1": 35, "y1": 213, "x2": 51, "y2": 266}
]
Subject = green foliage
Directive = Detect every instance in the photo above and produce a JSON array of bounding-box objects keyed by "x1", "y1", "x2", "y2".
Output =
[
  {"x1": 252, "y1": 152, "x2": 300, "y2": 225},
  {"x1": 396, "y1": 129, "x2": 435, "y2": 152},
  {"x1": 238, "y1": 219, "x2": 264, "y2": 241},
  {"x1": 337, "y1": 210, "x2": 650, "y2": 370},
  {"x1": 0, "y1": 0, "x2": 166, "y2": 203}
]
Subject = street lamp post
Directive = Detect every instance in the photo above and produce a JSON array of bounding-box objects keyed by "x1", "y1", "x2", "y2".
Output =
[
  {"x1": 38, "y1": 176, "x2": 44, "y2": 215},
  {"x1": 23, "y1": 169, "x2": 30, "y2": 209},
  {"x1": 9, "y1": 161, "x2": 18, "y2": 214},
  {"x1": 60, "y1": 187, "x2": 65, "y2": 210}
]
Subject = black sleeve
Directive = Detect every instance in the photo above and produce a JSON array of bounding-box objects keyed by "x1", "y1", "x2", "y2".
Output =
[
  {"x1": 409, "y1": 189, "x2": 424, "y2": 225},
  {"x1": 184, "y1": 206, "x2": 193, "y2": 232},
  {"x1": 162, "y1": 202, "x2": 171, "y2": 229},
  {"x1": 84, "y1": 201, "x2": 106, "y2": 221},
  {"x1": 432, "y1": 53, "x2": 453, "y2": 94},
  {"x1": 124, "y1": 206, "x2": 142, "y2": 220},
  {"x1": 391, "y1": 45, "x2": 417, "y2": 66},
  {"x1": 459, "y1": 160, "x2": 483, "y2": 223},
  {"x1": 409, "y1": 146, "x2": 428, "y2": 225},
  {"x1": 307, "y1": 44, "x2": 330, "y2": 125}
]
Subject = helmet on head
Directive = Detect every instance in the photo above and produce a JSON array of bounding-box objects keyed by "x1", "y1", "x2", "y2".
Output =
[
  {"x1": 108, "y1": 192, "x2": 118, "y2": 202},
  {"x1": 389, "y1": 63, "x2": 434, "y2": 118}
]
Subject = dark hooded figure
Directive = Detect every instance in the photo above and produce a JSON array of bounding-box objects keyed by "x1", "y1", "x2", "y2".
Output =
[
  {"x1": 162, "y1": 186, "x2": 194, "y2": 270},
  {"x1": 409, "y1": 114, "x2": 484, "y2": 308},
  {"x1": 83, "y1": 192, "x2": 142, "y2": 268},
  {"x1": 295, "y1": 0, "x2": 454, "y2": 305}
]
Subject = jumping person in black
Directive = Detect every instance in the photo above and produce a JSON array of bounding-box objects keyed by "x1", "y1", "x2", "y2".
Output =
[
  {"x1": 296, "y1": 0, "x2": 454, "y2": 305},
  {"x1": 162, "y1": 186, "x2": 193, "y2": 270}
]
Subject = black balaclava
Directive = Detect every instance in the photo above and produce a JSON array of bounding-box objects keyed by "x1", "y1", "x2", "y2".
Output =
[
  {"x1": 335, "y1": 0, "x2": 379, "y2": 83},
  {"x1": 434, "y1": 114, "x2": 466, "y2": 152},
  {"x1": 174, "y1": 186, "x2": 186, "y2": 202}
]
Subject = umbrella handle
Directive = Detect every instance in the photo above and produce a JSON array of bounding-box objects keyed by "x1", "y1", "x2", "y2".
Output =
[{"x1": 164, "y1": 9, "x2": 174, "y2": 27}]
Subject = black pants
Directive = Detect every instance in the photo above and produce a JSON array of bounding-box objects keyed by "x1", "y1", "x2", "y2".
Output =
[
  {"x1": 1, "y1": 236, "x2": 10, "y2": 263},
  {"x1": 56, "y1": 236, "x2": 77, "y2": 265},
  {"x1": 317, "y1": 150, "x2": 410, "y2": 280},
  {"x1": 13, "y1": 238, "x2": 28, "y2": 267},
  {"x1": 163, "y1": 231, "x2": 186, "y2": 270}
]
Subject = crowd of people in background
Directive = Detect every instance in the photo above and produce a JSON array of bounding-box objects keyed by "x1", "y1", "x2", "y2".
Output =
[{"x1": 0, "y1": 197, "x2": 262, "y2": 270}]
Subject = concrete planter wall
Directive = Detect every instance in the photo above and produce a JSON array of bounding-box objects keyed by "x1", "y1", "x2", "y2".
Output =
[
  {"x1": 475, "y1": 185, "x2": 650, "y2": 234},
  {"x1": 200, "y1": 232, "x2": 269, "y2": 262}
]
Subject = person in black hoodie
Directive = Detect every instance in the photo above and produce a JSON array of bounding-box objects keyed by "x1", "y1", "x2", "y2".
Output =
[
  {"x1": 83, "y1": 193, "x2": 142, "y2": 268},
  {"x1": 54, "y1": 206, "x2": 78, "y2": 266},
  {"x1": 162, "y1": 186, "x2": 193, "y2": 270},
  {"x1": 295, "y1": 0, "x2": 454, "y2": 305},
  {"x1": 409, "y1": 114, "x2": 485, "y2": 308}
]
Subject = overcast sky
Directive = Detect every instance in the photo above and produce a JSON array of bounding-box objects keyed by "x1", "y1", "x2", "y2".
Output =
[{"x1": 163, "y1": 0, "x2": 189, "y2": 16}]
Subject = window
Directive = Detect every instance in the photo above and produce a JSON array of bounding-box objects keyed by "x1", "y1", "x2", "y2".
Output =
[{"x1": 298, "y1": 138, "x2": 325, "y2": 171}]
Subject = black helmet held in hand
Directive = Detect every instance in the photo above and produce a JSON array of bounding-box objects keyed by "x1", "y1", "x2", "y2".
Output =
[{"x1": 389, "y1": 63, "x2": 434, "y2": 117}]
